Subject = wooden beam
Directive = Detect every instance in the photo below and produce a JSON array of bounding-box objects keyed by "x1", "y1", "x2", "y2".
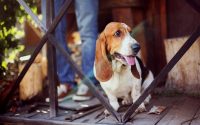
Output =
[{"x1": 160, "y1": 0, "x2": 167, "y2": 39}]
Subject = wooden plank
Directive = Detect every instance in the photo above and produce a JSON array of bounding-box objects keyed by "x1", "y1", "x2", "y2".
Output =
[
  {"x1": 1, "y1": 96, "x2": 200, "y2": 125},
  {"x1": 99, "y1": 96, "x2": 180, "y2": 125},
  {"x1": 100, "y1": 0, "x2": 145, "y2": 9},
  {"x1": 160, "y1": 0, "x2": 167, "y2": 39},
  {"x1": 51, "y1": 110, "x2": 75, "y2": 121},
  {"x1": 165, "y1": 37, "x2": 200, "y2": 95},
  {"x1": 19, "y1": 63, "x2": 43, "y2": 101},
  {"x1": 72, "y1": 108, "x2": 104, "y2": 123},
  {"x1": 144, "y1": 0, "x2": 167, "y2": 86},
  {"x1": 157, "y1": 97, "x2": 200, "y2": 125},
  {"x1": 151, "y1": 0, "x2": 167, "y2": 78},
  {"x1": 28, "y1": 108, "x2": 50, "y2": 119},
  {"x1": 131, "y1": 8, "x2": 148, "y2": 65},
  {"x1": 19, "y1": 112, "x2": 39, "y2": 118},
  {"x1": 0, "y1": 115, "x2": 108, "y2": 125},
  {"x1": 59, "y1": 98, "x2": 101, "y2": 111},
  {"x1": 190, "y1": 105, "x2": 200, "y2": 125},
  {"x1": 24, "y1": 21, "x2": 42, "y2": 46},
  {"x1": 167, "y1": 0, "x2": 200, "y2": 38},
  {"x1": 98, "y1": 114, "x2": 121, "y2": 124},
  {"x1": 129, "y1": 96, "x2": 181, "y2": 125}
]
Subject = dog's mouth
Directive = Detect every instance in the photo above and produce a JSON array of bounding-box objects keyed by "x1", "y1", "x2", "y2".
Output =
[{"x1": 113, "y1": 52, "x2": 136, "y2": 65}]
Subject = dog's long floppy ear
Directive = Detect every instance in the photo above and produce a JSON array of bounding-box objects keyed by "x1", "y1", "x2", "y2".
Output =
[{"x1": 95, "y1": 32, "x2": 113, "y2": 82}]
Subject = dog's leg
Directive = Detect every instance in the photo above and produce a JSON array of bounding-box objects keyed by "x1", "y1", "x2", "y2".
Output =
[
  {"x1": 104, "y1": 95, "x2": 119, "y2": 115},
  {"x1": 144, "y1": 95, "x2": 151, "y2": 105},
  {"x1": 103, "y1": 90, "x2": 119, "y2": 115},
  {"x1": 131, "y1": 83, "x2": 146, "y2": 113},
  {"x1": 142, "y1": 71, "x2": 154, "y2": 105},
  {"x1": 108, "y1": 94, "x2": 119, "y2": 111},
  {"x1": 122, "y1": 95, "x2": 132, "y2": 105}
]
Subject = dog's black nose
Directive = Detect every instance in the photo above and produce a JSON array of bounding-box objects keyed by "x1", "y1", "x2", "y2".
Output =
[{"x1": 131, "y1": 43, "x2": 141, "y2": 54}]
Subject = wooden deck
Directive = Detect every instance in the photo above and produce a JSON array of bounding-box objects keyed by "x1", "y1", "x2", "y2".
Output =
[{"x1": 0, "y1": 95, "x2": 200, "y2": 125}]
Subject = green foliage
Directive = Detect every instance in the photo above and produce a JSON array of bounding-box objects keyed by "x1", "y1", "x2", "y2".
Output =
[{"x1": 0, "y1": 0, "x2": 37, "y2": 79}]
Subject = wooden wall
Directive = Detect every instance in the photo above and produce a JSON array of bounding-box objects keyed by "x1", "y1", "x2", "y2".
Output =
[
  {"x1": 29, "y1": 0, "x2": 200, "y2": 88},
  {"x1": 167, "y1": 0, "x2": 200, "y2": 38},
  {"x1": 26, "y1": 0, "x2": 168, "y2": 86},
  {"x1": 98, "y1": 0, "x2": 168, "y2": 84},
  {"x1": 164, "y1": 0, "x2": 200, "y2": 94},
  {"x1": 164, "y1": 37, "x2": 200, "y2": 95}
]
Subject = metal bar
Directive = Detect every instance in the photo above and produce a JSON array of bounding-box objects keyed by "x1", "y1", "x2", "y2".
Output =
[
  {"x1": 122, "y1": 26, "x2": 200, "y2": 122},
  {"x1": 46, "y1": 0, "x2": 58, "y2": 117},
  {"x1": 0, "y1": 0, "x2": 73, "y2": 112},
  {"x1": 17, "y1": 0, "x2": 47, "y2": 32},
  {"x1": 47, "y1": 34, "x2": 121, "y2": 121}
]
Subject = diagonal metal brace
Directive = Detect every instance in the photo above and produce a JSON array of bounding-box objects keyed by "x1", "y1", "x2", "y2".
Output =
[
  {"x1": 122, "y1": 26, "x2": 200, "y2": 122},
  {"x1": 17, "y1": 0, "x2": 47, "y2": 32}
]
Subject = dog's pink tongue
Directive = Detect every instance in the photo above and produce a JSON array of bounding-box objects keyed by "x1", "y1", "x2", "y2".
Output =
[{"x1": 123, "y1": 56, "x2": 135, "y2": 65}]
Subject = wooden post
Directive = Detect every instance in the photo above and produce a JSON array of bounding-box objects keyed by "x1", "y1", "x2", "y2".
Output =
[{"x1": 160, "y1": 0, "x2": 167, "y2": 39}]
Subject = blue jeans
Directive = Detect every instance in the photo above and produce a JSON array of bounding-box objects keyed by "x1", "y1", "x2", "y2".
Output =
[{"x1": 42, "y1": 0, "x2": 99, "y2": 85}]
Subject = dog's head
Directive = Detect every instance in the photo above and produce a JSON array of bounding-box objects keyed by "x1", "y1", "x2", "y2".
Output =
[{"x1": 95, "y1": 22, "x2": 141, "y2": 82}]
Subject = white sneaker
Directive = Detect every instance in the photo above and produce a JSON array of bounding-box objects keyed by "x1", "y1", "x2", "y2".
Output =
[{"x1": 72, "y1": 84, "x2": 93, "y2": 101}]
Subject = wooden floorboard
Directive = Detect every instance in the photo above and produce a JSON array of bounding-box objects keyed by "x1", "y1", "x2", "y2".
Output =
[
  {"x1": 72, "y1": 108, "x2": 105, "y2": 124},
  {"x1": 156, "y1": 96, "x2": 200, "y2": 125},
  {"x1": 1, "y1": 95, "x2": 200, "y2": 125},
  {"x1": 129, "y1": 95, "x2": 179, "y2": 125},
  {"x1": 189, "y1": 104, "x2": 200, "y2": 125},
  {"x1": 59, "y1": 98, "x2": 101, "y2": 111}
]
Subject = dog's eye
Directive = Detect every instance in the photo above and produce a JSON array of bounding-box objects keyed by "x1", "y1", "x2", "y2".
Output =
[{"x1": 114, "y1": 30, "x2": 121, "y2": 37}]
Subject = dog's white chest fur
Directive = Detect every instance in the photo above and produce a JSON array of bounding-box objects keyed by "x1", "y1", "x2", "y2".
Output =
[{"x1": 100, "y1": 62, "x2": 140, "y2": 98}]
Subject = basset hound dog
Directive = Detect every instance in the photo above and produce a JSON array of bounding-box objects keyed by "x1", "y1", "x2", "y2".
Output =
[{"x1": 94, "y1": 22, "x2": 154, "y2": 114}]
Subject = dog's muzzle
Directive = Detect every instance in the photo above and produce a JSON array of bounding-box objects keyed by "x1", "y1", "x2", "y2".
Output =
[{"x1": 114, "y1": 52, "x2": 136, "y2": 66}]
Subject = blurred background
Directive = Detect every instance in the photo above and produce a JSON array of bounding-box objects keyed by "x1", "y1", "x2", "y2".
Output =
[{"x1": 0, "y1": 0, "x2": 200, "y2": 103}]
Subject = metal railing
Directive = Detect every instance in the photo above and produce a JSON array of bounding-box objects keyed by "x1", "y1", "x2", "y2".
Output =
[{"x1": 1, "y1": 0, "x2": 200, "y2": 123}]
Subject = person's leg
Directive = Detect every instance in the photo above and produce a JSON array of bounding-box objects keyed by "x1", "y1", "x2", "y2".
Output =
[
  {"x1": 73, "y1": 0, "x2": 99, "y2": 101},
  {"x1": 42, "y1": 0, "x2": 74, "y2": 102},
  {"x1": 53, "y1": 0, "x2": 76, "y2": 101},
  {"x1": 75, "y1": 0, "x2": 99, "y2": 82},
  {"x1": 54, "y1": 0, "x2": 75, "y2": 86}
]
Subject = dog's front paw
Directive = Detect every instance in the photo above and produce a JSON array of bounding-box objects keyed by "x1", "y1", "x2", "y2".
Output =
[
  {"x1": 136, "y1": 103, "x2": 146, "y2": 113},
  {"x1": 144, "y1": 95, "x2": 151, "y2": 105},
  {"x1": 122, "y1": 97, "x2": 132, "y2": 105},
  {"x1": 104, "y1": 109, "x2": 110, "y2": 116}
]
